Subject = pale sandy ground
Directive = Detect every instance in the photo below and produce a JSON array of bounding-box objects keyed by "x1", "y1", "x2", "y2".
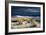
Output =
[{"x1": 11, "y1": 18, "x2": 40, "y2": 29}]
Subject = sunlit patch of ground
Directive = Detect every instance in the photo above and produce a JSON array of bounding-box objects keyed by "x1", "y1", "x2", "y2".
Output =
[{"x1": 11, "y1": 17, "x2": 40, "y2": 29}]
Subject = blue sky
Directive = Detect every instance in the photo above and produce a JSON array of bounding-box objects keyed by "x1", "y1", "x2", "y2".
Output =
[{"x1": 11, "y1": 6, "x2": 40, "y2": 16}]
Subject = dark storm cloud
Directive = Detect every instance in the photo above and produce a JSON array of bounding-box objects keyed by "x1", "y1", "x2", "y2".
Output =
[{"x1": 11, "y1": 6, "x2": 40, "y2": 16}]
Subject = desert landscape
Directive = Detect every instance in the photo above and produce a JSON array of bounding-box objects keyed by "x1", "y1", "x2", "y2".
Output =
[{"x1": 11, "y1": 6, "x2": 40, "y2": 29}]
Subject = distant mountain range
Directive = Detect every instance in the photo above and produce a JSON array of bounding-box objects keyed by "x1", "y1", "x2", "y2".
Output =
[{"x1": 11, "y1": 15, "x2": 40, "y2": 21}]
